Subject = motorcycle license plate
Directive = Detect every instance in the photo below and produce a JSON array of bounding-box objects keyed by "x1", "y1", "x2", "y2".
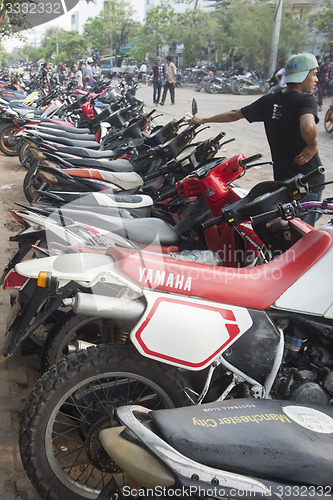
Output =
[{"x1": 6, "y1": 296, "x2": 21, "y2": 332}]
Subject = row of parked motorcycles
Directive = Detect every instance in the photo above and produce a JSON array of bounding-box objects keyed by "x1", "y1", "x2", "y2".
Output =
[{"x1": 0, "y1": 76, "x2": 333, "y2": 499}]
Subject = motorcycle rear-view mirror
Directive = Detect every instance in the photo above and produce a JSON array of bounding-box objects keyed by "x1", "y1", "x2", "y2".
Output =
[{"x1": 192, "y1": 98, "x2": 198, "y2": 116}]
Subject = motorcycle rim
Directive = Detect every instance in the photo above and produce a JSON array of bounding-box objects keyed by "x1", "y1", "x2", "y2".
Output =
[
  {"x1": 324, "y1": 107, "x2": 333, "y2": 133},
  {"x1": 0, "y1": 124, "x2": 19, "y2": 156},
  {"x1": 23, "y1": 165, "x2": 46, "y2": 203},
  {"x1": 18, "y1": 141, "x2": 32, "y2": 167},
  {"x1": 20, "y1": 345, "x2": 190, "y2": 500},
  {"x1": 236, "y1": 82, "x2": 249, "y2": 95}
]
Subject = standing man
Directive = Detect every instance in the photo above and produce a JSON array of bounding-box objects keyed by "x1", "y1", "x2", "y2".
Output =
[
  {"x1": 160, "y1": 55, "x2": 177, "y2": 105},
  {"x1": 138, "y1": 61, "x2": 147, "y2": 82},
  {"x1": 190, "y1": 53, "x2": 323, "y2": 226},
  {"x1": 151, "y1": 57, "x2": 164, "y2": 106},
  {"x1": 82, "y1": 57, "x2": 94, "y2": 89},
  {"x1": 72, "y1": 63, "x2": 83, "y2": 89},
  {"x1": 40, "y1": 62, "x2": 50, "y2": 91}
]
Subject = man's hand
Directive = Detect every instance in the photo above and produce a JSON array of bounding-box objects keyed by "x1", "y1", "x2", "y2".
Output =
[
  {"x1": 189, "y1": 116, "x2": 205, "y2": 126},
  {"x1": 294, "y1": 145, "x2": 318, "y2": 165}
]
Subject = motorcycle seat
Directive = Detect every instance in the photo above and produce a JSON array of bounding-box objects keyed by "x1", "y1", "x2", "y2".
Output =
[
  {"x1": 12, "y1": 107, "x2": 44, "y2": 117},
  {"x1": 46, "y1": 191, "x2": 152, "y2": 208},
  {"x1": 34, "y1": 127, "x2": 96, "y2": 141},
  {"x1": 54, "y1": 145, "x2": 115, "y2": 158},
  {"x1": 26, "y1": 123, "x2": 90, "y2": 134},
  {"x1": 63, "y1": 168, "x2": 143, "y2": 191},
  {"x1": 50, "y1": 144, "x2": 115, "y2": 158},
  {"x1": 151, "y1": 399, "x2": 333, "y2": 487},
  {"x1": 43, "y1": 207, "x2": 156, "y2": 232},
  {"x1": 37, "y1": 132, "x2": 100, "y2": 149},
  {"x1": 102, "y1": 217, "x2": 183, "y2": 246},
  {"x1": 112, "y1": 229, "x2": 332, "y2": 310},
  {"x1": 61, "y1": 157, "x2": 133, "y2": 172}
]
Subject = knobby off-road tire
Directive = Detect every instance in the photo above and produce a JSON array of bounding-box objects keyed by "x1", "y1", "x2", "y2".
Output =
[
  {"x1": 40, "y1": 313, "x2": 118, "y2": 372},
  {"x1": 0, "y1": 122, "x2": 19, "y2": 156},
  {"x1": 20, "y1": 344, "x2": 192, "y2": 500}
]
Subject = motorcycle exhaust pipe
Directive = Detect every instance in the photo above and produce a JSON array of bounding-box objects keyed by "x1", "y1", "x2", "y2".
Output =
[
  {"x1": 63, "y1": 293, "x2": 146, "y2": 321},
  {"x1": 99, "y1": 427, "x2": 175, "y2": 488},
  {"x1": 67, "y1": 340, "x2": 96, "y2": 353}
]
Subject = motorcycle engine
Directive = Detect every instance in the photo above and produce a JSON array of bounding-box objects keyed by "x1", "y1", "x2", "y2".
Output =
[{"x1": 274, "y1": 368, "x2": 329, "y2": 404}]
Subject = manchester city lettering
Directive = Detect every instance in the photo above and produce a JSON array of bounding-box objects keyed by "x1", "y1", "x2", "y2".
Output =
[{"x1": 138, "y1": 267, "x2": 192, "y2": 291}]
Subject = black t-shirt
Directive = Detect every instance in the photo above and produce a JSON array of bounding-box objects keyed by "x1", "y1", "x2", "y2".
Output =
[{"x1": 241, "y1": 91, "x2": 322, "y2": 182}]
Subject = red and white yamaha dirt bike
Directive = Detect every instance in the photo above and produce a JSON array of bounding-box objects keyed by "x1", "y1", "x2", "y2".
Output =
[
  {"x1": 3, "y1": 164, "x2": 333, "y2": 498},
  {"x1": 13, "y1": 169, "x2": 333, "y2": 500},
  {"x1": 1, "y1": 156, "x2": 318, "y2": 374}
]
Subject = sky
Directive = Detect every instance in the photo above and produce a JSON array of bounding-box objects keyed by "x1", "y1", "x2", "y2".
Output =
[{"x1": 3, "y1": 0, "x2": 147, "y2": 52}]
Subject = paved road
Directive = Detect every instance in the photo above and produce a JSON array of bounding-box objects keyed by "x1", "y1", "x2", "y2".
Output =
[
  {"x1": 0, "y1": 86, "x2": 332, "y2": 499},
  {"x1": 136, "y1": 85, "x2": 333, "y2": 193}
]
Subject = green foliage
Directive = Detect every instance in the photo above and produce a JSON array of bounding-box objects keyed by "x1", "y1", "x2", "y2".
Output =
[
  {"x1": 131, "y1": 0, "x2": 179, "y2": 62},
  {"x1": 83, "y1": 0, "x2": 140, "y2": 59},
  {"x1": 179, "y1": 8, "x2": 217, "y2": 66},
  {"x1": 313, "y1": 0, "x2": 333, "y2": 54},
  {"x1": 213, "y1": 0, "x2": 307, "y2": 72},
  {"x1": 0, "y1": 42, "x2": 8, "y2": 66}
]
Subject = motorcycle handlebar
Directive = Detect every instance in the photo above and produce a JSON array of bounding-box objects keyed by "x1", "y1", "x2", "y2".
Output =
[
  {"x1": 238, "y1": 153, "x2": 263, "y2": 168},
  {"x1": 202, "y1": 215, "x2": 225, "y2": 230},
  {"x1": 298, "y1": 166, "x2": 325, "y2": 187},
  {"x1": 156, "y1": 187, "x2": 178, "y2": 201}
]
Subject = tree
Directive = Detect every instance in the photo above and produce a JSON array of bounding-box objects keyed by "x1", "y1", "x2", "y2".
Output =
[
  {"x1": 131, "y1": 1, "x2": 180, "y2": 62},
  {"x1": 83, "y1": 0, "x2": 140, "y2": 61},
  {"x1": 213, "y1": 0, "x2": 307, "y2": 73},
  {"x1": 313, "y1": 0, "x2": 333, "y2": 54},
  {"x1": 179, "y1": 8, "x2": 217, "y2": 66}
]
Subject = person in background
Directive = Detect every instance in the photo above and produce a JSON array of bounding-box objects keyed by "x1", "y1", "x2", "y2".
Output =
[
  {"x1": 125, "y1": 61, "x2": 137, "y2": 85},
  {"x1": 59, "y1": 63, "x2": 68, "y2": 85},
  {"x1": 190, "y1": 53, "x2": 323, "y2": 227},
  {"x1": 268, "y1": 57, "x2": 286, "y2": 94},
  {"x1": 40, "y1": 62, "x2": 50, "y2": 91},
  {"x1": 160, "y1": 55, "x2": 177, "y2": 105},
  {"x1": 92, "y1": 61, "x2": 101, "y2": 78},
  {"x1": 72, "y1": 63, "x2": 83, "y2": 89},
  {"x1": 82, "y1": 57, "x2": 94, "y2": 89},
  {"x1": 138, "y1": 61, "x2": 147, "y2": 81},
  {"x1": 151, "y1": 57, "x2": 164, "y2": 106},
  {"x1": 29, "y1": 65, "x2": 35, "y2": 80},
  {"x1": 317, "y1": 55, "x2": 331, "y2": 111}
]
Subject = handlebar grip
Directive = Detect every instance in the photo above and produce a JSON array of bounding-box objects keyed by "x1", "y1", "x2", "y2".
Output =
[
  {"x1": 216, "y1": 131, "x2": 226, "y2": 141},
  {"x1": 143, "y1": 169, "x2": 165, "y2": 181},
  {"x1": 202, "y1": 215, "x2": 225, "y2": 230},
  {"x1": 298, "y1": 166, "x2": 325, "y2": 186},
  {"x1": 146, "y1": 109, "x2": 156, "y2": 118},
  {"x1": 239, "y1": 153, "x2": 263, "y2": 168},
  {"x1": 250, "y1": 208, "x2": 281, "y2": 226},
  {"x1": 156, "y1": 187, "x2": 178, "y2": 201}
]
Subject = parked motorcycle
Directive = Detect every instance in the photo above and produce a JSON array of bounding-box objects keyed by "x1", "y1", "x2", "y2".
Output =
[
  {"x1": 97, "y1": 400, "x2": 333, "y2": 499},
  {"x1": 3, "y1": 168, "x2": 332, "y2": 499},
  {"x1": 232, "y1": 71, "x2": 269, "y2": 95}
]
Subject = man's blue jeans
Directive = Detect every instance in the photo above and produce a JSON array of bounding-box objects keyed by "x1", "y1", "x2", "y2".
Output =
[{"x1": 153, "y1": 81, "x2": 162, "y2": 104}]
